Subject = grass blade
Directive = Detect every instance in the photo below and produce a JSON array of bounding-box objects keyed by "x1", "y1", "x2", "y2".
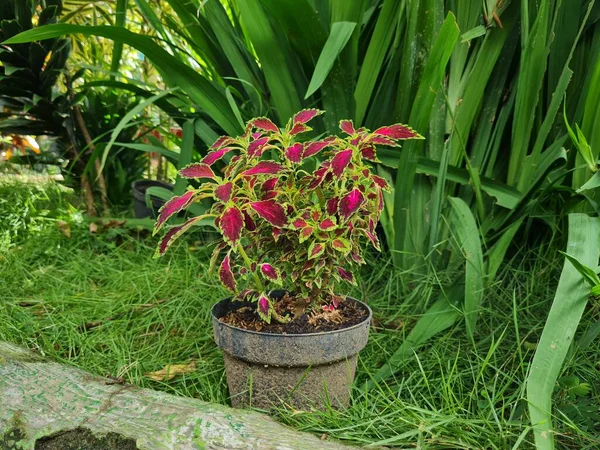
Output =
[
  {"x1": 109, "y1": 0, "x2": 127, "y2": 77},
  {"x1": 527, "y1": 214, "x2": 600, "y2": 450}
]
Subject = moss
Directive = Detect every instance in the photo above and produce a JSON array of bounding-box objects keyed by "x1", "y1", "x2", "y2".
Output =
[{"x1": 33, "y1": 428, "x2": 138, "y2": 450}]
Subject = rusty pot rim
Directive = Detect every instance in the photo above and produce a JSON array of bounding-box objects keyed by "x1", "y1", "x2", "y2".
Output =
[{"x1": 211, "y1": 295, "x2": 372, "y2": 338}]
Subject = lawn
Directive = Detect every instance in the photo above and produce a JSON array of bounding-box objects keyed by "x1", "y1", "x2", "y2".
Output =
[{"x1": 1, "y1": 178, "x2": 599, "y2": 449}]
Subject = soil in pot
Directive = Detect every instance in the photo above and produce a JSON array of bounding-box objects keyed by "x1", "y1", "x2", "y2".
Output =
[{"x1": 220, "y1": 294, "x2": 368, "y2": 334}]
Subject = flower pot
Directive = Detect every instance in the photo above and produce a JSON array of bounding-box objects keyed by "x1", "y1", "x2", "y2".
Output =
[
  {"x1": 211, "y1": 295, "x2": 371, "y2": 410},
  {"x1": 131, "y1": 180, "x2": 173, "y2": 219}
]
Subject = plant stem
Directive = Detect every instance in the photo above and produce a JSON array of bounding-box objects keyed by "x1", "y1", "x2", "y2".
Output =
[{"x1": 237, "y1": 242, "x2": 264, "y2": 291}]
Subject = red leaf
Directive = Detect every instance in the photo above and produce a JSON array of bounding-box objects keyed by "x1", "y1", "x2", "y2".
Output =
[
  {"x1": 337, "y1": 267, "x2": 354, "y2": 284},
  {"x1": 215, "y1": 182, "x2": 233, "y2": 202},
  {"x1": 155, "y1": 190, "x2": 195, "y2": 232},
  {"x1": 219, "y1": 253, "x2": 237, "y2": 292},
  {"x1": 251, "y1": 117, "x2": 279, "y2": 133},
  {"x1": 365, "y1": 229, "x2": 381, "y2": 250},
  {"x1": 373, "y1": 124, "x2": 422, "y2": 140},
  {"x1": 247, "y1": 136, "x2": 270, "y2": 157},
  {"x1": 156, "y1": 216, "x2": 201, "y2": 256},
  {"x1": 299, "y1": 226, "x2": 314, "y2": 242},
  {"x1": 220, "y1": 207, "x2": 244, "y2": 244},
  {"x1": 257, "y1": 294, "x2": 271, "y2": 322},
  {"x1": 290, "y1": 123, "x2": 310, "y2": 136},
  {"x1": 250, "y1": 200, "x2": 288, "y2": 227},
  {"x1": 243, "y1": 210, "x2": 256, "y2": 231},
  {"x1": 202, "y1": 147, "x2": 233, "y2": 165},
  {"x1": 179, "y1": 163, "x2": 216, "y2": 179},
  {"x1": 339, "y1": 120, "x2": 355, "y2": 135},
  {"x1": 303, "y1": 139, "x2": 332, "y2": 159},
  {"x1": 361, "y1": 145, "x2": 378, "y2": 161},
  {"x1": 331, "y1": 238, "x2": 351, "y2": 252},
  {"x1": 308, "y1": 243, "x2": 325, "y2": 260},
  {"x1": 339, "y1": 188, "x2": 364, "y2": 220},
  {"x1": 285, "y1": 143, "x2": 303, "y2": 163},
  {"x1": 372, "y1": 175, "x2": 389, "y2": 191},
  {"x1": 293, "y1": 109, "x2": 323, "y2": 125},
  {"x1": 210, "y1": 136, "x2": 233, "y2": 149},
  {"x1": 242, "y1": 161, "x2": 284, "y2": 176},
  {"x1": 319, "y1": 218, "x2": 337, "y2": 231},
  {"x1": 292, "y1": 218, "x2": 308, "y2": 229},
  {"x1": 262, "y1": 178, "x2": 278, "y2": 192},
  {"x1": 326, "y1": 197, "x2": 339, "y2": 216},
  {"x1": 331, "y1": 149, "x2": 353, "y2": 177}
]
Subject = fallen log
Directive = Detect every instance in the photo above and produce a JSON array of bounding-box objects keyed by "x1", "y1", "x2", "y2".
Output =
[{"x1": 0, "y1": 342, "x2": 357, "y2": 450}]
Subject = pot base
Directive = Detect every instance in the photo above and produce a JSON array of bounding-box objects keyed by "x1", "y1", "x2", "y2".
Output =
[{"x1": 224, "y1": 353, "x2": 358, "y2": 410}]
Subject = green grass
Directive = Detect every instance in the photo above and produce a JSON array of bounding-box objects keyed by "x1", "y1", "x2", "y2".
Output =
[{"x1": 1, "y1": 180, "x2": 599, "y2": 449}]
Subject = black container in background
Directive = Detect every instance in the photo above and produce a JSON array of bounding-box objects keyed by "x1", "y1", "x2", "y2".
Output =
[{"x1": 131, "y1": 180, "x2": 173, "y2": 219}]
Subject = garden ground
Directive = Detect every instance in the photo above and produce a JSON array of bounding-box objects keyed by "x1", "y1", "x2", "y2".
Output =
[{"x1": 1, "y1": 177, "x2": 599, "y2": 449}]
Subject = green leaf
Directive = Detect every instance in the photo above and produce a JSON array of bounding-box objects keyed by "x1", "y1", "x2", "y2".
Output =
[
  {"x1": 304, "y1": 21, "x2": 356, "y2": 99},
  {"x1": 576, "y1": 171, "x2": 600, "y2": 193},
  {"x1": 559, "y1": 251, "x2": 600, "y2": 288},
  {"x1": 527, "y1": 214, "x2": 600, "y2": 450},
  {"x1": 449, "y1": 197, "x2": 485, "y2": 342}
]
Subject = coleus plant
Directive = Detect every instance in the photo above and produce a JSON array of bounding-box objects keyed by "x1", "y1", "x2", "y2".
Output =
[{"x1": 154, "y1": 110, "x2": 422, "y2": 323}]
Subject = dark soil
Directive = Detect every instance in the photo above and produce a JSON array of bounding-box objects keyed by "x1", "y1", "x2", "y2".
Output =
[{"x1": 219, "y1": 295, "x2": 369, "y2": 334}]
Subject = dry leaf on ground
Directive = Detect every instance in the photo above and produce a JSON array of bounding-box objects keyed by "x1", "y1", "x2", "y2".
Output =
[
  {"x1": 145, "y1": 362, "x2": 196, "y2": 381},
  {"x1": 57, "y1": 220, "x2": 71, "y2": 238}
]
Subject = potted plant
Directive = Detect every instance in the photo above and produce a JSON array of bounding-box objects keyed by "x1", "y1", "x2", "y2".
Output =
[{"x1": 154, "y1": 110, "x2": 421, "y2": 410}]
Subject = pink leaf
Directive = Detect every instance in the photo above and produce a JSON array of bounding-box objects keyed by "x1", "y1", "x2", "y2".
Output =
[
  {"x1": 339, "y1": 188, "x2": 364, "y2": 220},
  {"x1": 331, "y1": 149, "x2": 353, "y2": 177},
  {"x1": 339, "y1": 120, "x2": 355, "y2": 135},
  {"x1": 250, "y1": 200, "x2": 288, "y2": 227},
  {"x1": 308, "y1": 242, "x2": 325, "y2": 260},
  {"x1": 285, "y1": 143, "x2": 303, "y2": 163},
  {"x1": 365, "y1": 229, "x2": 381, "y2": 250},
  {"x1": 215, "y1": 182, "x2": 233, "y2": 202},
  {"x1": 242, "y1": 161, "x2": 284, "y2": 176},
  {"x1": 257, "y1": 294, "x2": 271, "y2": 322},
  {"x1": 179, "y1": 163, "x2": 216, "y2": 179},
  {"x1": 155, "y1": 190, "x2": 195, "y2": 232},
  {"x1": 251, "y1": 117, "x2": 279, "y2": 133},
  {"x1": 260, "y1": 263, "x2": 281, "y2": 283},
  {"x1": 373, "y1": 124, "x2": 422, "y2": 140},
  {"x1": 290, "y1": 123, "x2": 310, "y2": 136},
  {"x1": 303, "y1": 139, "x2": 332, "y2": 159},
  {"x1": 326, "y1": 197, "x2": 339, "y2": 216},
  {"x1": 219, "y1": 207, "x2": 244, "y2": 244},
  {"x1": 156, "y1": 216, "x2": 201, "y2": 256},
  {"x1": 202, "y1": 147, "x2": 233, "y2": 165},
  {"x1": 210, "y1": 136, "x2": 233, "y2": 149},
  {"x1": 247, "y1": 136, "x2": 270, "y2": 157},
  {"x1": 319, "y1": 218, "x2": 337, "y2": 231},
  {"x1": 293, "y1": 109, "x2": 323, "y2": 125},
  {"x1": 337, "y1": 267, "x2": 355, "y2": 284},
  {"x1": 219, "y1": 253, "x2": 237, "y2": 292},
  {"x1": 368, "y1": 136, "x2": 397, "y2": 146}
]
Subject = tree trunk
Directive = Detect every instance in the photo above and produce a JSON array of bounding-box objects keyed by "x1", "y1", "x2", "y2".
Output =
[{"x1": 0, "y1": 342, "x2": 357, "y2": 450}]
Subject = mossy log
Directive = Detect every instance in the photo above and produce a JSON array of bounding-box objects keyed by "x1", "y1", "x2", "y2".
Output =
[{"x1": 0, "y1": 342, "x2": 357, "y2": 450}]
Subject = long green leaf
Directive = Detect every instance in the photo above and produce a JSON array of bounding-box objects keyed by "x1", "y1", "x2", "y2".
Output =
[
  {"x1": 173, "y1": 120, "x2": 195, "y2": 195},
  {"x1": 527, "y1": 214, "x2": 600, "y2": 450},
  {"x1": 109, "y1": 0, "x2": 127, "y2": 77},
  {"x1": 304, "y1": 21, "x2": 356, "y2": 99},
  {"x1": 449, "y1": 197, "x2": 484, "y2": 341}
]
